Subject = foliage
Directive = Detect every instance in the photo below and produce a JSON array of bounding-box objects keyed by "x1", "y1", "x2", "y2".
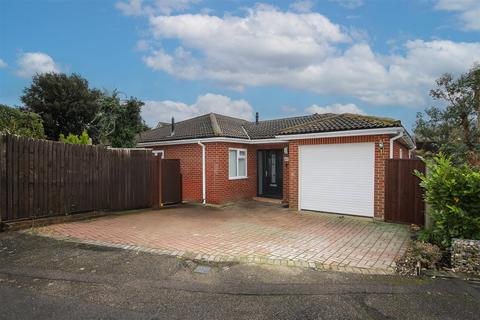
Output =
[
  {"x1": 415, "y1": 64, "x2": 480, "y2": 164},
  {"x1": 59, "y1": 131, "x2": 91, "y2": 145},
  {"x1": 415, "y1": 154, "x2": 480, "y2": 248},
  {"x1": 396, "y1": 241, "x2": 442, "y2": 275},
  {"x1": 92, "y1": 91, "x2": 148, "y2": 147},
  {"x1": 20, "y1": 72, "x2": 101, "y2": 141},
  {"x1": 0, "y1": 104, "x2": 45, "y2": 138}
]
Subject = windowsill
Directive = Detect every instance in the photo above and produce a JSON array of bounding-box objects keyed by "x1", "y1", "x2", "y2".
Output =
[{"x1": 228, "y1": 176, "x2": 248, "y2": 180}]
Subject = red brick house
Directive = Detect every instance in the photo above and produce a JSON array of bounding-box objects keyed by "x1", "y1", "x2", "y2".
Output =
[{"x1": 138, "y1": 112, "x2": 414, "y2": 219}]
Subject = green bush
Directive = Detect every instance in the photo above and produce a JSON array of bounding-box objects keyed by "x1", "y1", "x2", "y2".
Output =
[
  {"x1": 59, "y1": 131, "x2": 92, "y2": 145},
  {"x1": 415, "y1": 154, "x2": 480, "y2": 248},
  {"x1": 0, "y1": 104, "x2": 45, "y2": 138}
]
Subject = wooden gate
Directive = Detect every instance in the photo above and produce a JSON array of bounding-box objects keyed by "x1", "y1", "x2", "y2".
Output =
[
  {"x1": 384, "y1": 159, "x2": 425, "y2": 225},
  {"x1": 152, "y1": 158, "x2": 182, "y2": 206}
]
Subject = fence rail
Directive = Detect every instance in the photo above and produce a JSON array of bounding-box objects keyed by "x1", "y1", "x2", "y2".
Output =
[{"x1": 0, "y1": 134, "x2": 156, "y2": 222}]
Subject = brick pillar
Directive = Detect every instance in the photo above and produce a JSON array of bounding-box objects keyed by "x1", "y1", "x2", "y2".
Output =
[{"x1": 287, "y1": 141, "x2": 299, "y2": 210}]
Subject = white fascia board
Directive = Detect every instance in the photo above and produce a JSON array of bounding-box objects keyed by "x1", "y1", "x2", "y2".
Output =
[
  {"x1": 274, "y1": 127, "x2": 405, "y2": 141},
  {"x1": 137, "y1": 137, "x2": 288, "y2": 147}
]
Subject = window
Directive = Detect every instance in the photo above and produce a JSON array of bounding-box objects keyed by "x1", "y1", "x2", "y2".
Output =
[
  {"x1": 399, "y1": 148, "x2": 403, "y2": 159},
  {"x1": 229, "y1": 148, "x2": 247, "y2": 179},
  {"x1": 153, "y1": 150, "x2": 164, "y2": 159}
]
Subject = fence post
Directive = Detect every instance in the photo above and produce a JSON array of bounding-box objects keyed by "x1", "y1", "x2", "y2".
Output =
[{"x1": 0, "y1": 135, "x2": 6, "y2": 222}]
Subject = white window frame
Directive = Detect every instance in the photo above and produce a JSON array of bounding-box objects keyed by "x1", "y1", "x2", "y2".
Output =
[
  {"x1": 228, "y1": 148, "x2": 248, "y2": 180},
  {"x1": 153, "y1": 150, "x2": 164, "y2": 159}
]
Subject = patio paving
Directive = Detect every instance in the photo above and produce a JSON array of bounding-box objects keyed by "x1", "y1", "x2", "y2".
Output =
[{"x1": 30, "y1": 201, "x2": 410, "y2": 274}]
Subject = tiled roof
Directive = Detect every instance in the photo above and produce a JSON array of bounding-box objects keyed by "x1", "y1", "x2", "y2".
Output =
[
  {"x1": 137, "y1": 112, "x2": 402, "y2": 143},
  {"x1": 278, "y1": 114, "x2": 401, "y2": 135},
  {"x1": 138, "y1": 114, "x2": 215, "y2": 143},
  {"x1": 243, "y1": 113, "x2": 332, "y2": 139}
]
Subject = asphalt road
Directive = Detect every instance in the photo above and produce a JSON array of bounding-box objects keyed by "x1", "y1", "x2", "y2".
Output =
[{"x1": 0, "y1": 232, "x2": 479, "y2": 320}]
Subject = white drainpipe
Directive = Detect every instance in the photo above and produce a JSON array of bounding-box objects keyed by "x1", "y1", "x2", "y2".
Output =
[
  {"x1": 197, "y1": 141, "x2": 206, "y2": 204},
  {"x1": 408, "y1": 146, "x2": 416, "y2": 159},
  {"x1": 389, "y1": 131, "x2": 404, "y2": 159}
]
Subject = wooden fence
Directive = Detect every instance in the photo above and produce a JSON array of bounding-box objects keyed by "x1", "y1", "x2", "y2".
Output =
[
  {"x1": 0, "y1": 134, "x2": 157, "y2": 222},
  {"x1": 384, "y1": 159, "x2": 426, "y2": 225}
]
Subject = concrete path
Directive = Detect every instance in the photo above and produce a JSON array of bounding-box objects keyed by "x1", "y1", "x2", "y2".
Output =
[{"x1": 31, "y1": 202, "x2": 410, "y2": 274}]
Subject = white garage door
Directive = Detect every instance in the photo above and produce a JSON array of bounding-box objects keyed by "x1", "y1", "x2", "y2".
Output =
[{"x1": 299, "y1": 143, "x2": 375, "y2": 217}]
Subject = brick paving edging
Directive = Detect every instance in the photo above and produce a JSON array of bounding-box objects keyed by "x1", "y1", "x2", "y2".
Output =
[{"x1": 23, "y1": 230, "x2": 397, "y2": 275}]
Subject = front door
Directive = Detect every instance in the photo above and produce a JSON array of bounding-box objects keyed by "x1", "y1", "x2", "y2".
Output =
[{"x1": 257, "y1": 150, "x2": 283, "y2": 198}]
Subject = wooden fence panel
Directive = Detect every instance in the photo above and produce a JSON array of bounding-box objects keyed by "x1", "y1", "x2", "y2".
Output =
[
  {"x1": 0, "y1": 135, "x2": 6, "y2": 221},
  {"x1": 0, "y1": 135, "x2": 161, "y2": 222},
  {"x1": 384, "y1": 159, "x2": 425, "y2": 225}
]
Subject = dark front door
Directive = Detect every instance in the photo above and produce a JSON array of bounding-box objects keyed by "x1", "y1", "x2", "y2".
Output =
[{"x1": 257, "y1": 150, "x2": 283, "y2": 198}]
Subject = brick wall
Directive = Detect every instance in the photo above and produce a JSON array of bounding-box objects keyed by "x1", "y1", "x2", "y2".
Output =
[
  {"x1": 154, "y1": 144, "x2": 203, "y2": 202},
  {"x1": 156, "y1": 136, "x2": 406, "y2": 217},
  {"x1": 287, "y1": 135, "x2": 391, "y2": 219},
  {"x1": 155, "y1": 142, "x2": 287, "y2": 204},
  {"x1": 393, "y1": 141, "x2": 410, "y2": 159}
]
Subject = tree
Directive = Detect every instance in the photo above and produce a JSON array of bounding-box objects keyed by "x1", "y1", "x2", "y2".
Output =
[
  {"x1": 20, "y1": 73, "x2": 101, "y2": 141},
  {"x1": 415, "y1": 64, "x2": 480, "y2": 164},
  {"x1": 59, "y1": 131, "x2": 92, "y2": 145},
  {"x1": 0, "y1": 104, "x2": 45, "y2": 138},
  {"x1": 93, "y1": 91, "x2": 148, "y2": 148}
]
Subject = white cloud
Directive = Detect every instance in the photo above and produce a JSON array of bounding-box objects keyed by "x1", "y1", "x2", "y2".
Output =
[
  {"x1": 290, "y1": 0, "x2": 314, "y2": 13},
  {"x1": 16, "y1": 52, "x2": 59, "y2": 78},
  {"x1": 328, "y1": 0, "x2": 363, "y2": 9},
  {"x1": 435, "y1": 0, "x2": 480, "y2": 31},
  {"x1": 141, "y1": 93, "x2": 254, "y2": 127},
  {"x1": 0, "y1": 58, "x2": 7, "y2": 68},
  {"x1": 306, "y1": 103, "x2": 364, "y2": 114},
  {"x1": 116, "y1": 0, "x2": 199, "y2": 16},
  {"x1": 138, "y1": 5, "x2": 480, "y2": 107},
  {"x1": 281, "y1": 105, "x2": 298, "y2": 113}
]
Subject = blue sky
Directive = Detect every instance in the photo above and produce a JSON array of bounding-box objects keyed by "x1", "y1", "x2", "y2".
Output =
[{"x1": 1, "y1": 0, "x2": 479, "y2": 131}]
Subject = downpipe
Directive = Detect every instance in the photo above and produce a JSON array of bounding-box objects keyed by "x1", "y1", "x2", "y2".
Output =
[
  {"x1": 389, "y1": 131, "x2": 404, "y2": 159},
  {"x1": 197, "y1": 141, "x2": 206, "y2": 204}
]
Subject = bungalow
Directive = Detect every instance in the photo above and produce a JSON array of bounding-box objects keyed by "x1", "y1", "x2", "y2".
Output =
[{"x1": 137, "y1": 112, "x2": 414, "y2": 219}]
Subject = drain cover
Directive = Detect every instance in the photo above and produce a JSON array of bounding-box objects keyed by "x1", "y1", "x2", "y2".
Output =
[{"x1": 194, "y1": 265, "x2": 211, "y2": 274}]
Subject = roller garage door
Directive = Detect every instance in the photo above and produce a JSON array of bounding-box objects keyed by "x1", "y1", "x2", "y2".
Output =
[{"x1": 298, "y1": 143, "x2": 375, "y2": 217}]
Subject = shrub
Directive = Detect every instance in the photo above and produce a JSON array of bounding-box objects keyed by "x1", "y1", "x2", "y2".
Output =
[
  {"x1": 0, "y1": 104, "x2": 45, "y2": 138},
  {"x1": 59, "y1": 131, "x2": 92, "y2": 145},
  {"x1": 415, "y1": 154, "x2": 480, "y2": 248}
]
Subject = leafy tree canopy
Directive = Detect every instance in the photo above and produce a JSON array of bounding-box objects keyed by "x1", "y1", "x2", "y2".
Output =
[
  {"x1": 415, "y1": 64, "x2": 480, "y2": 164},
  {"x1": 93, "y1": 91, "x2": 149, "y2": 148},
  {"x1": 0, "y1": 104, "x2": 45, "y2": 138},
  {"x1": 21, "y1": 72, "x2": 101, "y2": 141},
  {"x1": 59, "y1": 130, "x2": 92, "y2": 145}
]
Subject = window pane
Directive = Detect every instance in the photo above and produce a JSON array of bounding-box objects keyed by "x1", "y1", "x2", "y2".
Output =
[
  {"x1": 238, "y1": 150, "x2": 246, "y2": 158},
  {"x1": 238, "y1": 158, "x2": 246, "y2": 177},
  {"x1": 229, "y1": 150, "x2": 237, "y2": 177}
]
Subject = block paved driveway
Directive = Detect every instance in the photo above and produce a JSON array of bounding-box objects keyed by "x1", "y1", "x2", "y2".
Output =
[{"x1": 32, "y1": 202, "x2": 410, "y2": 274}]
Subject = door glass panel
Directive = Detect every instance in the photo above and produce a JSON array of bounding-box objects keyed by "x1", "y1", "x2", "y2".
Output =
[{"x1": 270, "y1": 153, "x2": 276, "y2": 185}]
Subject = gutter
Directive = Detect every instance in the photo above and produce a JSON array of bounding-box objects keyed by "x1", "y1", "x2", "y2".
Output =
[
  {"x1": 197, "y1": 141, "x2": 206, "y2": 204},
  {"x1": 389, "y1": 131, "x2": 404, "y2": 159}
]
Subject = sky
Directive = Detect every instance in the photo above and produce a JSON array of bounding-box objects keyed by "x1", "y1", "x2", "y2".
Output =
[{"x1": 1, "y1": 0, "x2": 479, "y2": 132}]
